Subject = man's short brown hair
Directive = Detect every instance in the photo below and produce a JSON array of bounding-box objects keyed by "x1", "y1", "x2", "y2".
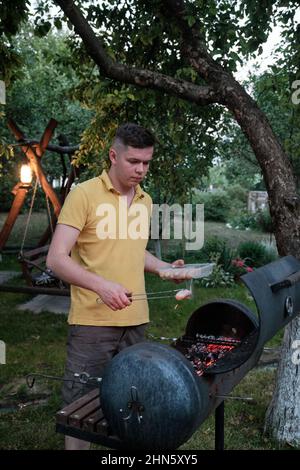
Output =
[{"x1": 114, "y1": 123, "x2": 156, "y2": 148}]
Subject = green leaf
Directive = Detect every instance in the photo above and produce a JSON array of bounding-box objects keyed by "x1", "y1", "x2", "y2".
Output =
[
  {"x1": 186, "y1": 15, "x2": 196, "y2": 28},
  {"x1": 54, "y1": 18, "x2": 62, "y2": 30}
]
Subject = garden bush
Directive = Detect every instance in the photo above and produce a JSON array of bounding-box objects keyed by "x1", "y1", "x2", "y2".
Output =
[
  {"x1": 228, "y1": 257, "x2": 254, "y2": 280},
  {"x1": 198, "y1": 252, "x2": 235, "y2": 288},
  {"x1": 228, "y1": 208, "x2": 273, "y2": 233},
  {"x1": 194, "y1": 191, "x2": 231, "y2": 222},
  {"x1": 255, "y1": 209, "x2": 273, "y2": 233},
  {"x1": 0, "y1": 175, "x2": 15, "y2": 212},
  {"x1": 238, "y1": 240, "x2": 277, "y2": 267},
  {"x1": 227, "y1": 210, "x2": 258, "y2": 231},
  {"x1": 226, "y1": 184, "x2": 248, "y2": 213},
  {"x1": 195, "y1": 236, "x2": 237, "y2": 269}
]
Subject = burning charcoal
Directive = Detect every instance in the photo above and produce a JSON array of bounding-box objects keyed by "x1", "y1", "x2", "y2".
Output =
[{"x1": 180, "y1": 332, "x2": 237, "y2": 374}]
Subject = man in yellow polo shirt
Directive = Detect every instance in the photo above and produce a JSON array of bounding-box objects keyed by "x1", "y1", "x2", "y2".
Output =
[{"x1": 47, "y1": 123, "x2": 184, "y2": 450}]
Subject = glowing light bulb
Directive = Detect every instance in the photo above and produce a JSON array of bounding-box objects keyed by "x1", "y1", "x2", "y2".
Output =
[{"x1": 20, "y1": 164, "x2": 32, "y2": 185}]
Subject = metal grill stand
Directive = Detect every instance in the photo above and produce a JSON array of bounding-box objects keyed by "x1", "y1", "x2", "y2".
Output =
[{"x1": 215, "y1": 401, "x2": 225, "y2": 451}]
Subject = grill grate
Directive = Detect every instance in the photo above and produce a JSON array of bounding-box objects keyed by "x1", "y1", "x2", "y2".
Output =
[{"x1": 174, "y1": 334, "x2": 242, "y2": 376}]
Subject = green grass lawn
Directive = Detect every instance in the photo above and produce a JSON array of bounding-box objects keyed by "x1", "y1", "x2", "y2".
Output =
[
  {"x1": 204, "y1": 221, "x2": 274, "y2": 247},
  {"x1": 0, "y1": 212, "x2": 49, "y2": 250}
]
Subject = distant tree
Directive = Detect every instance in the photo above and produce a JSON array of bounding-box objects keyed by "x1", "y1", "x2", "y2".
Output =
[
  {"x1": 218, "y1": 67, "x2": 300, "y2": 191},
  {"x1": 0, "y1": 28, "x2": 92, "y2": 190},
  {"x1": 0, "y1": 0, "x2": 29, "y2": 84}
]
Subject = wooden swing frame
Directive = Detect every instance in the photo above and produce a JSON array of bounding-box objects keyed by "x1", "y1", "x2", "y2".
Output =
[
  {"x1": 0, "y1": 118, "x2": 62, "y2": 252},
  {"x1": 0, "y1": 118, "x2": 78, "y2": 295}
]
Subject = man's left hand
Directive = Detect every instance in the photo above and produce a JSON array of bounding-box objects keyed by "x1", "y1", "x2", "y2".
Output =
[
  {"x1": 171, "y1": 259, "x2": 185, "y2": 284},
  {"x1": 171, "y1": 259, "x2": 184, "y2": 268}
]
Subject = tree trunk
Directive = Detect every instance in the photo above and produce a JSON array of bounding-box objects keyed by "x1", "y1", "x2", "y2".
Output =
[
  {"x1": 220, "y1": 76, "x2": 300, "y2": 258},
  {"x1": 218, "y1": 77, "x2": 300, "y2": 445},
  {"x1": 264, "y1": 317, "x2": 300, "y2": 446}
]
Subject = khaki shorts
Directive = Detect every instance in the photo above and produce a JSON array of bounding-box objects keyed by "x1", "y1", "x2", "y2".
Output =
[{"x1": 62, "y1": 323, "x2": 148, "y2": 406}]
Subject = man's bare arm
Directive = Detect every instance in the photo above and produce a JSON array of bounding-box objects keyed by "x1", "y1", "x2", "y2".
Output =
[
  {"x1": 145, "y1": 250, "x2": 184, "y2": 275},
  {"x1": 46, "y1": 224, "x2": 131, "y2": 311},
  {"x1": 144, "y1": 250, "x2": 171, "y2": 274}
]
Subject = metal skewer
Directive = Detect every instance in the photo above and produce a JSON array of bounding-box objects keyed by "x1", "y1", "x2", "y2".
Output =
[
  {"x1": 96, "y1": 278, "x2": 195, "y2": 305},
  {"x1": 96, "y1": 289, "x2": 182, "y2": 304},
  {"x1": 214, "y1": 394, "x2": 254, "y2": 402}
]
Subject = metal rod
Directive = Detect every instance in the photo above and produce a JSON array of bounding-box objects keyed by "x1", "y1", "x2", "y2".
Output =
[
  {"x1": 215, "y1": 401, "x2": 225, "y2": 451},
  {"x1": 0, "y1": 284, "x2": 70, "y2": 296},
  {"x1": 0, "y1": 245, "x2": 35, "y2": 252},
  {"x1": 130, "y1": 295, "x2": 176, "y2": 301},
  {"x1": 214, "y1": 395, "x2": 254, "y2": 402},
  {"x1": 129, "y1": 289, "x2": 181, "y2": 296},
  {"x1": 26, "y1": 372, "x2": 101, "y2": 388},
  {"x1": 96, "y1": 289, "x2": 181, "y2": 304},
  {"x1": 180, "y1": 335, "x2": 241, "y2": 347}
]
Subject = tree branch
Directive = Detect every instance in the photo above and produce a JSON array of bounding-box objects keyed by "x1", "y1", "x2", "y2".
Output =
[
  {"x1": 55, "y1": 0, "x2": 220, "y2": 105},
  {"x1": 13, "y1": 139, "x2": 79, "y2": 155},
  {"x1": 161, "y1": 0, "x2": 226, "y2": 82},
  {"x1": 46, "y1": 143, "x2": 79, "y2": 155}
]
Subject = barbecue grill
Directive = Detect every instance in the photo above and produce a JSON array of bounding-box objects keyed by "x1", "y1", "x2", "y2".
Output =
[
  {"x1": 54, "y1": 255, "x2": 300, "y2": 449},
  {"x1": 98, "y1": 255, "x2": 300, "y2": 450}
]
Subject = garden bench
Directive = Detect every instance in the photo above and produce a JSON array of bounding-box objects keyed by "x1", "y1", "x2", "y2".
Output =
[
  {"x1": 19, "y1": 244, "x2": 69, "y2": 291},
  {"x1": 55, "y1": 388, "x2": 122, "y2": 449},
  {"x1": 19, "y1": 245, "x2": 51, "y2": 286}
]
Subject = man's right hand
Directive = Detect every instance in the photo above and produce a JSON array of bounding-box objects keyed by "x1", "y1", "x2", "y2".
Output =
[{"x1": 96, "y1": 279, "x2": 132, "y2": 311}]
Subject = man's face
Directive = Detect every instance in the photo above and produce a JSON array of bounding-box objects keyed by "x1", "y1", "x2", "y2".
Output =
[{"x1": 109, "y1": 145, "x2": 153, "y2": 188}]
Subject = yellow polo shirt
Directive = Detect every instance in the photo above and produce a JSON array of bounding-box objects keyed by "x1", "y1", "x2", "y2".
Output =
[{"x1": 57, "y1": 170, "x2": 152, "y2": 326}]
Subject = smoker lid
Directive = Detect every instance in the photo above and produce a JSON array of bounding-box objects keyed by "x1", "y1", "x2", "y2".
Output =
[
  {"x1": 100, "y1": 341, "x2": 209, "y2": 450},
  {"x1": 241, "y1": 255, "x2": 300, "y2": 349}
]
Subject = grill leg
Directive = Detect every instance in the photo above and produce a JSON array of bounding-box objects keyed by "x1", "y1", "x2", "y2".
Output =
[{"x1": 215, "y1": 401, "x2": 224, "y2": 450}]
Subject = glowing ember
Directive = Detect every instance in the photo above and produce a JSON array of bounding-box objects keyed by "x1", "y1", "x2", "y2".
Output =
[{"x1": 183, "y1": 335, "x2": 240, "y2": 376}]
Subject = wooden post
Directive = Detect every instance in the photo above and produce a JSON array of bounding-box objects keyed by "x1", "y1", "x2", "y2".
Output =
[
  {"x1": 0, "y1": 183, "x2": 29, "y2": 251},
  {"x1": 37, "y1": 163, "x2": 80, "y2": 247},
  {"x1": 36, "y1": 118, "x2": 58, "y2": 157},
  {"x1": 25, "y1": 150, "x2": 62, "y2": 217}
]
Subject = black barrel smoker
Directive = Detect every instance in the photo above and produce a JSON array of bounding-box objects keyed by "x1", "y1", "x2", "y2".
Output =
[{"x1": 97, "y1": 256, "x2": 300, "y2": 450}]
